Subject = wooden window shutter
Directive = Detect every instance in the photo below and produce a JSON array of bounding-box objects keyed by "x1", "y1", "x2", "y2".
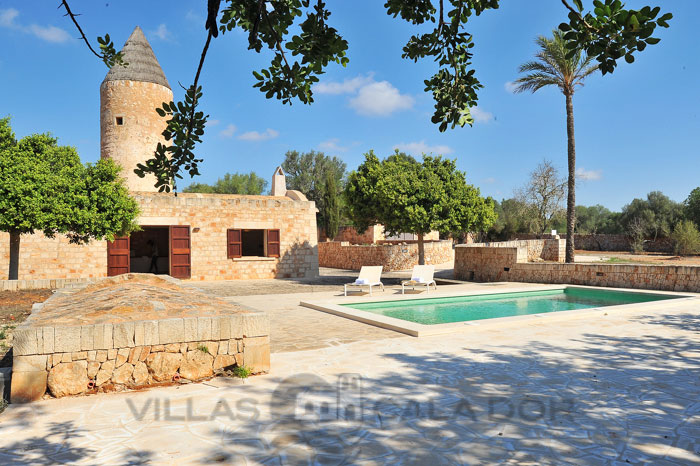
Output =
[
  {"x1": 267, "y1": 229, "x2": 280, "y2": 258},
  {"x1": 227, "y1": 229, "x2": 242, "y2": 258}
]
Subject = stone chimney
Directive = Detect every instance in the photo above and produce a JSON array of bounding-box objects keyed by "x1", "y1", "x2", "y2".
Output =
[{"x1": 271, "y1": 166, "x2": 286, "y2": 196}]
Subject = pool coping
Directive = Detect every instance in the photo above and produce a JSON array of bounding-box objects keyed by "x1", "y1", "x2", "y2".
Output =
[{"x1": 299, "y1": 285, "x2": 699, "y2": 337}]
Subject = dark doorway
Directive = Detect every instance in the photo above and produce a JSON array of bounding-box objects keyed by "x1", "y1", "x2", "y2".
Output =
[
  {"x1": 242, "y1": 229, "x2": 265, "y2": 256},
  {"x1": 130, "y1": 227, "x2": 169, "y2": 274}
]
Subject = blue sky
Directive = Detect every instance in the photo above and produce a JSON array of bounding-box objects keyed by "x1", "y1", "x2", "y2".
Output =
[{"x1": 1, "y1": 1, "x2": 698, "y2": 211}]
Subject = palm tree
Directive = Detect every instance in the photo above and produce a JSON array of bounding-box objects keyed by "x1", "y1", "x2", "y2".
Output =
[{"x1": 514, "y1": 30, "x2": 597, "y2": 263}]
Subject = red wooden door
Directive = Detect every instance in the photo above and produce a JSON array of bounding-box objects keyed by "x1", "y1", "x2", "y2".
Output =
[
  {"x1": 170, "y1": 225, "x2": 191, "y2": 279},
  {"x1": 107, "y1": 237, "x2": 130, "y2": 276}
]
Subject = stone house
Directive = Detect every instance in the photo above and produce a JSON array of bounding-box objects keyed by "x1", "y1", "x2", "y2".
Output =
[{"x1": 0, "y1": 26, "x2": 318, "y2": 281}]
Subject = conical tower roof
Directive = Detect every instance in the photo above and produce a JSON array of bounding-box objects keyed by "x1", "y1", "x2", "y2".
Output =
[{"x1": 102, "y1": 26, "x2": 170, "y2": 89}]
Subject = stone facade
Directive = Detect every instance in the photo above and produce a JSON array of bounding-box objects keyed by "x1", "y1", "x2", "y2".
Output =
[
  {"x1": 455, "y1": 240, "x2": 700, "y2": 292},
  {"x1": 318, "y1": 240, "x2": 454, "y2": 271},
  {"x1": 10, "y1": 275, "x2": 271, "y2": 402},
  {"x1": 0, "y1": 192, "x2": 319, "y2": 281},
  {"x1": 101, "y1": 80, "x2": 173, "y2": 192},
  {"x1": 12, "y1": 319, "x2": 269, "y2": 402}
]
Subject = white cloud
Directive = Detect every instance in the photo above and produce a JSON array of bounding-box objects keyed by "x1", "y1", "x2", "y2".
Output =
[
  {"x1": 349, "y1": 81, "x2": 414, "y2": 117},
  {"x1": 483, "y1": 177, "x2": 497, "y2": 184},
  {"x1": 151, "y1": 24, "x2": 172, "y2": 41},
  {"x1": 471, "y1": 106, "x2": 494, "y2": 124},
  {"x1": 318, "y1": 138, "x2": 349, "y2": 153},
  {"x1": 393, "y1": 141, "x2": 453, "y2": 156},
  {"x1": 185, "y1": 10, "x2": 204, "y2": 24},
  {"x1": 0, "y1": 8, "x2": 70, "y2": 43},
  {"x1": 316, "y1": 73, "x2": 414, "y2": 117},
  {"x1": 0, "y1": 8, "x2": 18, "y2": 27},
  {"x1": 219, "y1": 124, "x2": 236, "y2": 138},
  {"x1": 504, "y1": 81, "x2": 518, "y2": 93},
  {"x1": 207, "y1": 119, "x2": 220, "y2": 127},
  {"x1": 238, "y1": 128, "x2": 279, "y2": 141},
  {"x1": 315, "y1": 74, "x2": 374, "y2": 95},
  {"x1": 576, "y1": 168, "x2": 602, "y2": 181}
]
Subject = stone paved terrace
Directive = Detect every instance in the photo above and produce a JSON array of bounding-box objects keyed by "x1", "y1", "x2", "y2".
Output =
[{"x1": 1, "y1": 282, "x2": 699, "y2": 464}]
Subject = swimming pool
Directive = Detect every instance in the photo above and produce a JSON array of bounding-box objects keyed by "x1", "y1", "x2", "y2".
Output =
[{"x1": 341, "y1": 288, "x2": 678, "y2": 325}]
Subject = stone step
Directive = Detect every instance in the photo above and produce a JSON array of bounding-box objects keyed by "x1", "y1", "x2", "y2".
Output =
[{"x1": 0, "y1": 367, "x2": 11, "y2": 402}]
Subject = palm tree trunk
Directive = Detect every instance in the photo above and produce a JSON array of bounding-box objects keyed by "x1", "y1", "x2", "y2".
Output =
[
  {"x1": 9, "y1": 231, "x2": 20, "y2": 280},
  {"x1": 417, "y1": 233, "x2": 425, "y2": 265},
  {"x1": 565, "y1": 91, "x2": 576, "y2": 263}
]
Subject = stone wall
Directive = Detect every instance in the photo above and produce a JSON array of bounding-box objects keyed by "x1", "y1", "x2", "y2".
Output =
[
  {"x1": 455, "y1": 242, "x2": 700, "y2": 292},
  {"x1": 0, "y1": 192, "x2": 319, "y2": 281},
  {"x1": 11, "y1": 311, "x2": 270, "y2": 402},
  {"x1": 332, "y1": 225, "x2": 384, "y2": 244},
  {"x1": 517, "y1": 234, "x2": 674, "y2": 253},
  {"x1": 466, "y1": 239, "x2": 565, "y2": 263},
  {"x1": 324, "y1": 225, "x2": 440, "y2": 244},
  {"x1": 318, "y1": 240, "x2": 454, "y2": 271}
]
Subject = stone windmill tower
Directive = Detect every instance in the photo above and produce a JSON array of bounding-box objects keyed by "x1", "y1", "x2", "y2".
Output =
[{"x1": 100, "y1": 26, "x2": 173, "y2": 192}]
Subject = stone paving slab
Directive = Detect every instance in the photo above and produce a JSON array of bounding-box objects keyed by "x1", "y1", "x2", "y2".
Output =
[
  {"x1": 1, "y1": 284, "x2": 699, "y2": 464},
  {"x1": 27, "y1": 274, "x2": 248, "y2": 327}
]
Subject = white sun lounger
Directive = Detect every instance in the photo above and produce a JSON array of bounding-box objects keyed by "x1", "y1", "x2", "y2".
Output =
[
  {"x1": 401, "y1": 265, "x2": 437, "y2": 294},
  {"x1": 344, "y1": 266, "x2": 385, "y2": 296}
]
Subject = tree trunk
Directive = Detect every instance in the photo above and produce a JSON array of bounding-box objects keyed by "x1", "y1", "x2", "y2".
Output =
[
  {"x1": 565, "y1": 92, "x2": 576, "y2": 263},
  {"x1": 417, "y1": 233, "x2": 425, "y2": 265},
  {"x1": 8, "y1": 231, "x2": 20, "y2": 280}
]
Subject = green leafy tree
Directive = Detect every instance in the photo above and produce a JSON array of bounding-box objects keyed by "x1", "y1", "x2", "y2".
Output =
[
  {"x1": 620, "y1": 191, "x2": 683, "y2": 240},
  {"x1": 514, "y1": 30, "x2": 598, "y2": 262},
  {"x1": 0, "y1": 117, "x2": 139, "y2": 280},
  {"x1": 575, "y1": 204, "x2": 623, "y2": 234},
  {"x1": 183, "y1": 172, "x2": 268, "y2": 195},
  {"x1": 282, "y1": 150, "x2": 346, "y2": 228},
  {"x1": 321, "y1": 172, "x2": 340, "y2": 240},
  {"x1": 346, "y1": 151, "x2": 496, "y2": 265},
  {"x1": 684, "y1": 187, "x2": 700, "y2": 229},
  {"x1": 59, "y1": 0, "x2": 670, "y2": 190}
]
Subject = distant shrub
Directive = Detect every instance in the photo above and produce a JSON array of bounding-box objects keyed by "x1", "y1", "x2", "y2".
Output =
[
  {"x1": 627, "y1": 218, "x2": 646, "y2": 254},
  {"x1": 671, "y1": 220, "x2": 700, "y2": 256}
]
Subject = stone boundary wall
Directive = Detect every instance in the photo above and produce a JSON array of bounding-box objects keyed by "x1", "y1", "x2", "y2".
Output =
[
  {"x1": 11, "y1": 311, "x2": 270, "y2": 403},
  {"x1": 0, "y1": 278, "x2": 88, "y2": 291},
  {"x1": 318, "y1": 240, "x2": 454, "y2": 271},
  {"x1": 455, "y1": 243, "x2": 700, "y2": 292},
  {"x1": 467, "y1": 239, "x2": 565, "y2": 263},
  {"x1": 517, "y1": 234, "x2": 674, "y2": 253},
  {"x1": 329, "y1": 225, "x2": 385, "y2": 244}
]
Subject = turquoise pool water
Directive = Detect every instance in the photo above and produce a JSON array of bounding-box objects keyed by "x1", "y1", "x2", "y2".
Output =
[{"x1": 342, "y1": 288, "x2": 678, "y2": 325}]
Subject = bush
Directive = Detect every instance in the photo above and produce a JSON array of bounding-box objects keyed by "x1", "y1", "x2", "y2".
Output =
[{"x1": 671, "y1": 220, "x2": 700, "y2": 256}]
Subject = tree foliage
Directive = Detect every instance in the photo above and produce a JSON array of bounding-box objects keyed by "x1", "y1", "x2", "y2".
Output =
[
  {"x1": 345, "y1": 151, "x2": 495, "y2": 264},
  {"x1": 60, "y1": 0, "x2": 672, "y2": 189},
  {"x1": 321, "y1": 172, "x2": 340, "y2": 240},
  {"x1": 182, "y1": 172, "x2": 268, "y2": 195},
  {"x1": 0, "y1": 117, "x2": 139, "y2": 279},
  {"x1": 620, "y1": 191, "x2": 683, "y2": 240},
  {"x1": 559, "y1": 0, "x2": 672, "y2": 75},
  {"x1": 684, "y1": 187, "x2": 700, "y2": 229},
  {"x1": 671, "y1": 220, "x2": 700, "y2": 256},
  {"x1": 575, "y1": 204, "x2": 622, "y2": 234},
  {"x1": 282, "y1": 150, "x2": 346, "y2": 228}
]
